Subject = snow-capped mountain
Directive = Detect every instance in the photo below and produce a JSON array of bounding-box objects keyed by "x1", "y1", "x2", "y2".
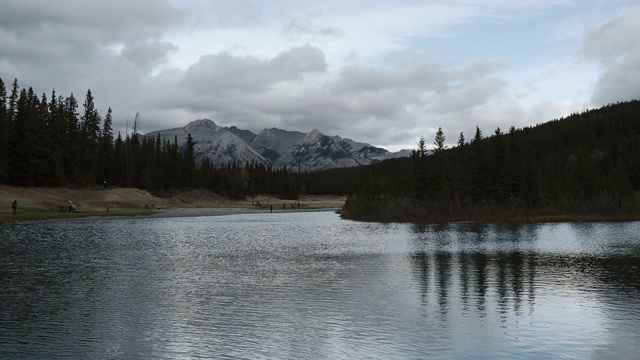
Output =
[{"x1": 145, "y1": 119, "x2": 409, "y2": 172}]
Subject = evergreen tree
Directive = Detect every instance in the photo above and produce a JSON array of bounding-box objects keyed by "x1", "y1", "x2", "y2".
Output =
[
  {"x1": 490, "y1": 127, "x2": 507, "y2": 202},
  {"x1": 0, "y1": 78, "x2": 9, "y2": 183},
  {"x1": 32, "y1": 93, "x2": 57, "y2": 185},
  {"x1": 411, "y1": 136, "x2": 428, "y2": 199},
  {"x1": 9, "y1": 88, "x2": 35, "y2": 186},
  {"x1": 470, "y1": 126, "x2": 487, "y2": 206},
  {"x1": 7, "y1": 78, "x2": 18, "y2": 124},
  {"x1": 183, "y1": 133, "x2": 196, "y2": 188},
  {"x1": 433, "y1": 127, "x2": 447, "y2": 154},
  {"x1": 113, "y1": 132, "x2": 126, "y2": 186},
  {"x1": 457, "y1": 132, "x2": 465, "y2": 147},
  {"x1": 63, "y1": 93, "x2": 81, "y2": 183},
  {"x1": 48, "y1": 92, "x2": 68, "y2": 184},
  {"x1": 80, "y1": 89, "x2": 101, "y2": 183},
  {"x1": 504, "y1": 126, "x2": 524, "y2": 201},
  {"x1": 98, "y1": 108, "x2": 114, "y2": 185}
]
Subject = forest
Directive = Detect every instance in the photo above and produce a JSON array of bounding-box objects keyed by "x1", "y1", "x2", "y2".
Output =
[
  {"x1": 339, "y1": 100, "x2": 640, "y2": 222},
  {"x1": 1, "y1": 76, "x2": 639, "y2": 222},
  {"x1": 0, "y1": 77, "x2": 308, "y2": 200}
]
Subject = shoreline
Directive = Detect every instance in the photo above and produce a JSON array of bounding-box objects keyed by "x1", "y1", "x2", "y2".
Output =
[
  {"x1": 3, "y1": 207, "x2": 342, "y2": 225},
  {"x1": 0, "y1": 185, "x2": 347, "y2": 225}
]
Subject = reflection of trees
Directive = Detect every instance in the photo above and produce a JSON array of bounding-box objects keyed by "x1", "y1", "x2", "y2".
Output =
[
  {"x1": 436, "y1": 252, "x2": 451, "y2": 318},
  {"x1": 408, "y1": 249, "x2": 538, "y2": 321},
  {"x1": 408, "y1": 242, "x2": 640, "y2": 325},
  {"x1": 472, "y1": 253, "x2": 488, "y2": 317},
  {"x1": 409, "y1": 252, "x2": 430, "y2": 306},
  {"x1": 459, "y1": 252, "x2": 471, "y2": 311}
]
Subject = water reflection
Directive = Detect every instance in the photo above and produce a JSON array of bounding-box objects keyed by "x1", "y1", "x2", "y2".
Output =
[
  {"x1": 1, "y1": 215, "x2": 640, "y2": 359},
  {"x1": 407, "y1": 221, "x2": 640, "y2": 358}
]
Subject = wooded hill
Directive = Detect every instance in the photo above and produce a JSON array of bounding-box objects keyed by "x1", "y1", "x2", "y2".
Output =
[{"x1": 337, "y1": 100, "x2": 640, "y2": 222}]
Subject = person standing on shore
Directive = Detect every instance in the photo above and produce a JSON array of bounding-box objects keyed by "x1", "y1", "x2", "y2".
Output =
[{"x1": 11, "y1": 200, "x2": 17, "y2": 215}]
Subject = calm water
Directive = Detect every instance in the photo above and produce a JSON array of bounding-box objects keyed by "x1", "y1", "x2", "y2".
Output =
[{"x1": 1, "y1": 212, "x2": 640, "y2": 359}]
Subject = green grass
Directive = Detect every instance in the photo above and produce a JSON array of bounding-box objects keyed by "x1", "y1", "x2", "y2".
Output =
[{"x1": 0, "y1": 207, "x2": 156, "y2": 224}]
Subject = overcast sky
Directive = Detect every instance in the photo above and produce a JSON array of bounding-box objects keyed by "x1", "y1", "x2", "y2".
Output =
[{"x1": 1, "y1": 0, "x2": 639, "y2": 151}]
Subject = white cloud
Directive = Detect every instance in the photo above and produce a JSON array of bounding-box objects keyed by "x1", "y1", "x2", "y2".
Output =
[
  {"x1": 1, "y1": 0, "x2": 638, "y2": 153},
  {"x1": 580, "y1": 5, "x2": 640, "y2": 105}
]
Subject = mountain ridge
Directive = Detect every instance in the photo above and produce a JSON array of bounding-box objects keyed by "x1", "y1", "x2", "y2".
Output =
[{"x1": 145, "y1": 119, "x2": 409, "y2": 171}]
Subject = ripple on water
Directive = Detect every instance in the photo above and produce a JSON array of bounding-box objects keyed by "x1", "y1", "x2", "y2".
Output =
[{"x1": 1, "y1": 214, "x2": 639, "y2": 359}]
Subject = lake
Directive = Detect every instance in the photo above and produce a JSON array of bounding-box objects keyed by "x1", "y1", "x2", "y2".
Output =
[{"x1": 1, "y1": 211, "x2": 640, "y2": 359}]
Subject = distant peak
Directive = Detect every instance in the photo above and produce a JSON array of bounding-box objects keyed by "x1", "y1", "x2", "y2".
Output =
[
  {"x1": 184, "y1": 119, "x2": 219, "y2": 132},
  {"x1": 302, "y1": 129, "x2": 324, "y2": 143}
]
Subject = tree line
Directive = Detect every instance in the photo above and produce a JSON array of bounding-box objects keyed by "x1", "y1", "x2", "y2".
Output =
[
  {"x1": 339, "y1": 100, "x2": 640, "y2": 221},
  {"x1": 0, "y1": 77, "x2": 309, "y2": 200}
]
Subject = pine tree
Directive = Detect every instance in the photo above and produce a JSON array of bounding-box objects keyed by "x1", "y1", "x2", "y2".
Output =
[
  {"x1": 411, "y1": 136, "x2": 428, "y2": 199},
  {"x1": 80, "y1": 89, "x2": 101, "y2": 183},
  {"x1": 433, "y1": 127, "x2": 447, "y2": 154},
  {"x1": 457, "y1": 132, "x2": 465, "y2": 147},
  {"x1": 98, "y1": 107, "x2": 114, "y2": 185},
  {"x1": 470, "y1": 126, "x2": 487, "y2": 206},
  {"x1": 504, "y1": 126, "x2": 524, "y2": 201},
  {"x1": 183, "y1": 133, "x2": 196, "y2": 188},
  {"x1": 63, "y1": 93, "x2": 81, "y2": 183},
  {"x1": 7, "y1": 78, "x2": 18, "y2": 124},
  {"x1": 0, "y1": 78, "x2": 9, "y2": 183},
  {"x1": 113, "y1": 132, "x2": 126, "y2": 186},
  {"x1": 10, "y1": 88, "x2": 35, "y2": 186},
  {"x1": 490, "y1": 127, "x2": 507, "y2": 203},
  {"x1": 32, "y1": 92, "x2": 56, "y2": 185},
  {"x1": 48, "y1": 92, "x2": 67, "y2": 185}
]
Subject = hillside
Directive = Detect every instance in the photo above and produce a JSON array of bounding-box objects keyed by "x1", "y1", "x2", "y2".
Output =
[{"x1": 335, "y1": 100, "x2": 640, "y2": 222}]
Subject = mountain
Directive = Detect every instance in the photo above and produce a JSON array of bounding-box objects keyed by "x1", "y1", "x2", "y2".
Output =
[
  {"x1": 147, "y1": 119, "x2": 267, "y2": 167},
  {"x1": 274, "y1": 129, "x2": 394, "y2": 171},
  {"x1": 145, "y1": 119, "x2": 409, "y2": 171},
  {"x1": 251, "y1": 128, "x2": 306, "y2": 163}
]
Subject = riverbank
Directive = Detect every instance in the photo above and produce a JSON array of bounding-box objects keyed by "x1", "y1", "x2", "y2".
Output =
[{"x1": 0, "y1": 185, "x2": 345, "y2": 224}]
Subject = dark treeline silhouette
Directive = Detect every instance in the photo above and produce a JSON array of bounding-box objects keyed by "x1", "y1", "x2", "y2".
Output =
[
  {"x1": 0, "y1": 77, "x2": 309, "y2": 200},
  {"x1": 337, "y1": 100, "x2": 640, "y2": 222}
]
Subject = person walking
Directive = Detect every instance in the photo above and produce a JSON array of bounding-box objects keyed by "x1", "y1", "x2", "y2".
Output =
[{"x1": 11, "y1": 200, "x2": 17, "y2": 216}]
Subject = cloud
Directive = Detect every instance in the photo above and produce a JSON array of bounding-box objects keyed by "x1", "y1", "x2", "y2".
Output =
[
  {"x1": 0, "y1": 0, "x2": 628, "y2": 153},
  {"x1": 281, "y1": 17, "x2": 345, "y2": 42},
  {"x1": 180, "y1": 44, "x2": 327, "y2": 94},
  {"x1": 581, "y1": 5, "x2": 640, "y2": 105}
]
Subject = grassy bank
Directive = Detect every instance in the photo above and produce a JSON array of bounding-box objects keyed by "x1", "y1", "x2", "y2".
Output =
[{"x1": 0, "y1": 185, "x2": 346, "y2": 224}]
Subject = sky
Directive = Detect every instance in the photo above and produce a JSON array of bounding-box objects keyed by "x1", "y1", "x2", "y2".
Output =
[{"x1": 1, "y1": 0, "x2": 639, "y2": 151}]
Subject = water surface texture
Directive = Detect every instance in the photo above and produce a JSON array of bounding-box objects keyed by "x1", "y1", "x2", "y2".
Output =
[{"x1": 1, "y1": 212, "x2": 640, "y2": 359}]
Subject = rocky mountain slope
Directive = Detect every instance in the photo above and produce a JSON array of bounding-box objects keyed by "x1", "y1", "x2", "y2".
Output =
[{"x1": 146, "y1": 119, "x2": 409, "y2": 171}]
